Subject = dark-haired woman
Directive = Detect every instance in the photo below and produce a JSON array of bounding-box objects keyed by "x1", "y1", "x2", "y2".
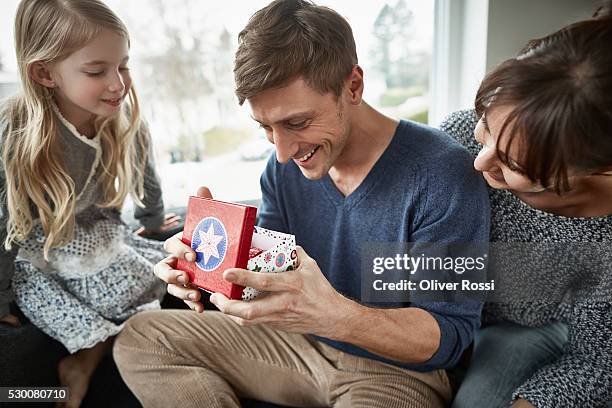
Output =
[{"x1": 443, "y1": 15, "x2": 612, "y2": 408}]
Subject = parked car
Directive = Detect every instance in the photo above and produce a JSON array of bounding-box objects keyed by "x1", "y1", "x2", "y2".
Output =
[{"x1": 239, "y1": 135, "x2": 274, "y2": 161}]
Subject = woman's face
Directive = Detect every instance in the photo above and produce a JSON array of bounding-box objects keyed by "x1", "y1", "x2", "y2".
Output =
[
  {"x1": 473, "y1": 106, "x2": 612, "y2": 194},
  {"x1": 473, "y1": 106, "x2": 547, "y2": 193}
]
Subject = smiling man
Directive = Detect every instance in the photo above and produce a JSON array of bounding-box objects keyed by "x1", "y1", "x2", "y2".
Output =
[{"x1": 113, "y1": 1, "x2": 490, "y2": 407}]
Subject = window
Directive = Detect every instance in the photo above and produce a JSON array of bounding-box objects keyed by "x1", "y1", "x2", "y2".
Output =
[
  {"x1": 429, "y1": 0, "x2": 488, "y2": 126},
  {"x1": 0, "y1": 0, "x2": 434, "y2": 208}
]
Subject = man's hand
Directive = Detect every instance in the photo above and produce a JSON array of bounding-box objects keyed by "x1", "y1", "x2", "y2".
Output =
[
  {"x1": 136, "y1": 213, "x2": 182, "y2": 236},
  {"x1": 0, "y1": 313, "x2": 21, "y2": 327},
  {"x1": 153, "y1": 186, "x2": 213, "y2": 312},
  {"x1": 210, "y1": 246, "x2": 349, "y2": 338}
]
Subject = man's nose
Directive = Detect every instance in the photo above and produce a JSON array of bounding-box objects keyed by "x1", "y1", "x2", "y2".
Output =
[{"x1": 272, "y1": 129, "x2": 297, "y2": 164}]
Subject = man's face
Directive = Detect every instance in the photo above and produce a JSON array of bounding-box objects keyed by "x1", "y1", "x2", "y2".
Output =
[{"x1": 247, "y1": 78, "x2": 350, "y2": 180}]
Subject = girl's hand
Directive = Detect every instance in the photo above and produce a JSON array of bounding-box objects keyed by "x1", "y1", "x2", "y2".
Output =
[
  {"x1": 157, "y1": 212, "x2": 182, "y2": 232},
  {"x1": 0, "y1": 313, "x2": 21, "y2": 327},
  {"x1": 136, "y1": 213, "x2": 181, "y2": 236}
]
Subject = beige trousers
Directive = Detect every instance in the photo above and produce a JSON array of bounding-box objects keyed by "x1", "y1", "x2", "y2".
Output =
[{"x1": 113, "y1": 310, "x2": 452, "y2": 408}]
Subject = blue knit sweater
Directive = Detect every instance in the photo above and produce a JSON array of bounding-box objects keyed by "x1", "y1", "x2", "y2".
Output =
[{"x1": 257, "y1": 119, "x2": 490, "y2": 371}]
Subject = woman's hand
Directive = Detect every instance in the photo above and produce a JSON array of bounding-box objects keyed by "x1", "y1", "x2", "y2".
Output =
[
  {"x1": 0, "y1": 313, "x2": 21, "y2": 327},
  {"x1": 510, "y1": 399, "x2": 536, "y2": 408}
]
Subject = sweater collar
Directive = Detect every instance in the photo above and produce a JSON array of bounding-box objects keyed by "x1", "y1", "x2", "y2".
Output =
[{"x1": 50, "y1": 102, "x2": 101, "y2": 149}]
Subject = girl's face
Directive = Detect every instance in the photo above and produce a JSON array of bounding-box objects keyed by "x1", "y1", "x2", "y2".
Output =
[
  {"x1": 49, "y1": 29, "x2": 132, "y2": 126},
  {"x1": 473, "y1": 105, "x2": 547, "y2": 193}
]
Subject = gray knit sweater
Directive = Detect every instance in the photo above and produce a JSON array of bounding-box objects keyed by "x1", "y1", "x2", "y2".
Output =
[
  {"x1": 441, "y1": 109, "x2": 612, "y2": 408},
  {"x1": 0, "y1": 105, "x2": 166, "y2": 318}
]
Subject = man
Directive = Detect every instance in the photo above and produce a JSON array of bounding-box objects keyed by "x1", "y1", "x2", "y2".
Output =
[{"x1": 113, "y1": 1, "x2": 490, "y2": 406}]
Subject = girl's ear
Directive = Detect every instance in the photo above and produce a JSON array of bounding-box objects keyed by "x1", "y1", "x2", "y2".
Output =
[{"x1": 29, "y1": 62, "x2": 56, "y2": 88}]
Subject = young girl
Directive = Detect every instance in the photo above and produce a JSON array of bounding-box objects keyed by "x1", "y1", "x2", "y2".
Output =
[
  {"x1": 0, "y1": 0, "x2": 178, "y2": 405},
  {"x1": 443, "y1": 14, "x2": 612, "y2": 408}
]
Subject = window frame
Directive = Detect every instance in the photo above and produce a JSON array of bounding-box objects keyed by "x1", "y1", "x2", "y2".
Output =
[{"x1": 429, "y1": 0, "x2": 489, "y2": 126}]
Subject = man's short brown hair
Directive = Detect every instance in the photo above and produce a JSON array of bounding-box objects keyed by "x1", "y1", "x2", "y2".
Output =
[{"x1": 234, "y1": 0, "x2": 358, "y2": 105}]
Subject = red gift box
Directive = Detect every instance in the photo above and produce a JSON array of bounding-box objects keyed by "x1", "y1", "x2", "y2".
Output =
[{"x1": 176, "y1": 196, "x2": 257, "y2": 299}]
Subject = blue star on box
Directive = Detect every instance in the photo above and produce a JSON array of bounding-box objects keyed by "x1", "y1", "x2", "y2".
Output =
[{"x1": 191, "y1": 217, "x2": 228, "y2": 271}]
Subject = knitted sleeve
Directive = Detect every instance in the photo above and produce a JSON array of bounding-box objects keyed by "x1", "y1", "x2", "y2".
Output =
[
  {"x1": 133, "y1": 120, "x2": 165, "y2": 231},
  {"x1": 513, "y1": 302, "x2": 612, "y2": 407}
]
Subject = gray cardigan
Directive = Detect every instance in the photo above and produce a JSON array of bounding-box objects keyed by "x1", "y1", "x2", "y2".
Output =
[
  {"x1": 441, "y1": 109, "x2": 612, "y2": 408},
  {"x1": 0, "y1": 111, "x2": 165, "y2": 317}
]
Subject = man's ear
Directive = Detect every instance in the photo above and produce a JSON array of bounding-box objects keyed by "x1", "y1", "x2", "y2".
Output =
[
  {"x1": 29, "y1": 62, "x2": 56, "y2": 88},
  {"x1": 346, "y1": 65, "x2": 364, "y2": 105}
]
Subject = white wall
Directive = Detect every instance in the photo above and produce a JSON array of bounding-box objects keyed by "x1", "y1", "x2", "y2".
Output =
[
  {"x1": 431, "y1": 0, "x2": 601, "y2": 126},
  {"x1": 486, "y1": 0, "x2": 601, "y2": 71}
]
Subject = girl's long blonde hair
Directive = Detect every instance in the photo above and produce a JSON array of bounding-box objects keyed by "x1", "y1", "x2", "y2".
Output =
[{"x1": 2, "y1": 0, "x2": 148, "y2": 258}]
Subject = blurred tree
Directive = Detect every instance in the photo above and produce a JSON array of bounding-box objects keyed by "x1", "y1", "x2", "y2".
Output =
[
  {"x1": 371, "y1": 0, "x2": 428, "y2": 90},
  {"x1": 213, "y1": 28, "x2": 236, "y2": 125},
  {"x1": 371, "y1": 4, "x2": 394, "y2": 88},
  {"x1": 119, "y1": 0, "x2": 214, "y2": 161}
]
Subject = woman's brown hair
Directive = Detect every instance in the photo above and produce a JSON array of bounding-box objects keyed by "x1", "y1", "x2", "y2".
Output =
[
  {"x1": 593, "y1": 0, "x2": 612, "y2": 18},
  {"x1": 475, "y1": 16, "x2": 612, "y2": 193}
]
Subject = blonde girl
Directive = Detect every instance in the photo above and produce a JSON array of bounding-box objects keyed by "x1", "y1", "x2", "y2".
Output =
[{"x1": 0, "y1": 0, "x2": 178, "y2": 405}]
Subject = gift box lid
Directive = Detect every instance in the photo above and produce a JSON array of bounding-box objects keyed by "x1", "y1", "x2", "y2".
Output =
[
  {"x1": 242, "y1": 227, "x2": 297, "y2": 301},
  {"x1": 176, "y1": 196, "x2": 257, "y2": 299}
]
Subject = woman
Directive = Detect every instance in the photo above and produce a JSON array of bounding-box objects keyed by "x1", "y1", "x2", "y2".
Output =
[{"x1": 443, "y1": 13, "x2": 612, "y2": 408}]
